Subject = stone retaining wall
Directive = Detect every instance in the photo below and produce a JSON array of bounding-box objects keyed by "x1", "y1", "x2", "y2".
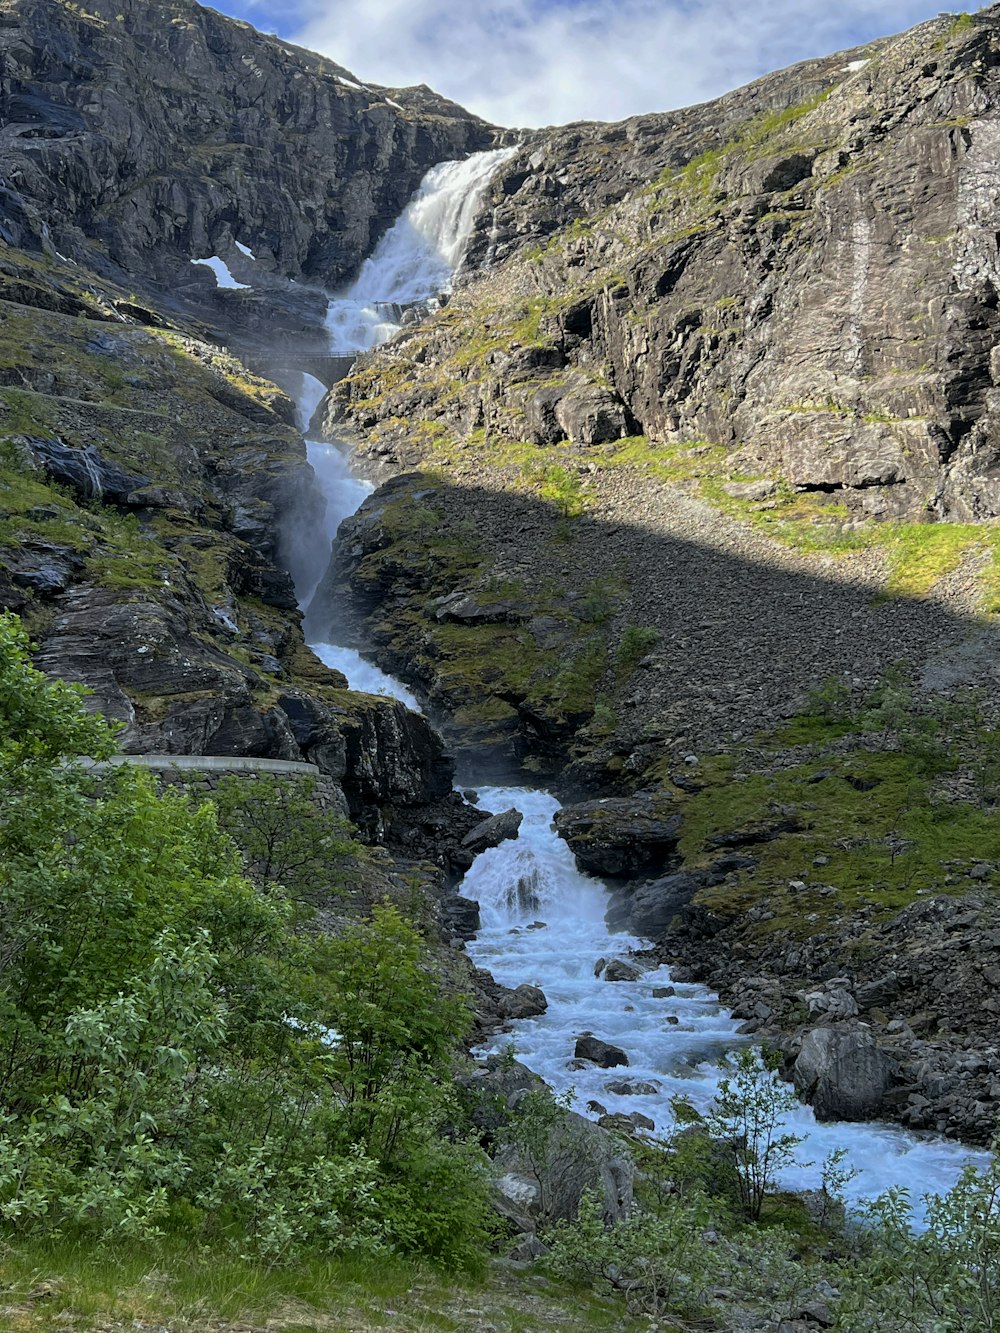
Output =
[{"x1": 90, "y1": 754, "x2": 344, "y2": 811}]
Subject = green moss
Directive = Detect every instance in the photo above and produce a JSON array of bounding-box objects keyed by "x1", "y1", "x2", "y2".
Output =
[{"x1": 678, "y1": 689, "x2": 1000, "y2": 939}]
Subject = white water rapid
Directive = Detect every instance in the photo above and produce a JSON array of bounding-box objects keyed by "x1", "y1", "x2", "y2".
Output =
[
  {"x1": 464, "y1": 789, "x2": 988, "y2": 1222},
  {"x1": 288, "y1": 149, "x2": 987, "y2": 1227}
]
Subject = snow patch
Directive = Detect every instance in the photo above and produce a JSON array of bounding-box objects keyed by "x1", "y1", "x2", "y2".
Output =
[
  {"x1": 234, "y1": 240, "x2": 255, "y2": 260},
  {"x1": 846, "y1": 58, "x2": 870, "y2": 72},
  {"x1": 190, "y1": 256, "x2": 250, "y2": 290},
  {"x1": 385, "y1": 98, "x2": 404, "y2": 111},
  {"x1": 337, "y1": 76, "x2": 368, "y2": 92}
]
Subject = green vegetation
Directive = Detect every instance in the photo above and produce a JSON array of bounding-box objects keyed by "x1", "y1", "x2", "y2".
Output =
[
  {"x1": 0, "y1": 614, "x2": 492, "y2": 1270},
  {"x1": 615, "y1": 624, "x2": 659, "y2": 675},
  {"x1": 210, "y1": 773, "x2": 363, "y2": 902},
  {"x1": 668, "y1": 672, "x2": 1000, "y2": 939}
]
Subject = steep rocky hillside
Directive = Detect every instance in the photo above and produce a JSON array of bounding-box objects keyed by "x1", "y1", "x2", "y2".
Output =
[
  {"x1": 323, "y1": 8, "x2": 1000, "y2": 779},
  {"x1": 0, "y1": 0, "x2": 496, "y2": 850},
  {"x1": 0, "y1": 0, "x2": 492, "y2": 350},
  {"x1": 333, "y1": 9, "x2": 1000, "y2": 522}
]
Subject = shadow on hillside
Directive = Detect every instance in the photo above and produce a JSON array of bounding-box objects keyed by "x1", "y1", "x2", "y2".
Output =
[{"x1": 314, "y1": 469, "x2": 1000, "y2": 780}]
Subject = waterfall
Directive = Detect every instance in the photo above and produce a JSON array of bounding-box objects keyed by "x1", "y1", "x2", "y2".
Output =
[
  {"x1": 281, "y1": 149, "x2": 986, "y2": 1225},
  {"x1": 324, "y1": 148, "x2": 517, "y2": 355}
]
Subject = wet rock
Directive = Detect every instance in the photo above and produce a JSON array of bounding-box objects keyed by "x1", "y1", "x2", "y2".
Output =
[
  {"x1": 608, "y1": 871, "x2": 703, "y2": 937},
  {"x1": 503, "y1": 984, "x2": 548, "y2": 1019},
  {"x1": 600, "y1": 958, "x2": 644, "y2": 982},
  {"x1": 461, "y1": 807, "x2": 524, "y2": 854},
  {"x1": 574, "y1": 1035, "x2": 629, "y2": 1068},
  {"x1": 441, "y1": 895, "x2": 481, "y2": 940},
  {"x1": 605, "y1": 1079, "x2": 661, "y2": 1096},
  {"x1": 28, "y1": 437, "x2": 149, "y2": 502}
]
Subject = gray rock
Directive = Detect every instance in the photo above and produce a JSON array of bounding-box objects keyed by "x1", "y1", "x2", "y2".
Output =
[
  {"x1": 441, "y1": 895, "x2": 481, "y2": 940},
  {"x1": 461, "y1": 807, "x2": 524, "y2": 853},
  {"x1": 793, "y1": 1023, "x2": 898, "y2": 1120},
  {"x1": 605, "y1": 1079, "x2": 661, "y2": 1096},
  {"x1": 554, "y1": 791, "x2": 682, "y2": 878},
  {"x1": 609, "y1": 871, "x2": 703, "y2": 937},
  {"x1": 574, "y1": 1035, "x2": 629, "y2": 1068},
  {"x1": 598, "y1": 1111, "x2": 655, "y2": 1133},
  {"x1": 601, "y1": 958, "x2": 644, "y2": 982},
  {"x1": 503, "y1": 984, "x2": 548, "y2": 1019},
  {"x1": 493, "y1": 1111, "x2": 633, "y2": 1228},
  {"x1": 28, "y1": 437, "x2": 149, "y2": 503}
]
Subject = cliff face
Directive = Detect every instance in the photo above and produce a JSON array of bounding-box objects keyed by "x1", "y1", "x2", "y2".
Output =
[
  {"x1": 0, "y1": 0, "x2": 493, "y2": 834},
  {"x1": 332, "y1": 8, "x2": 1000, "y2": 524},
  {"x1": 0, "y1": 0, "x2": 492, "y2": 346}
]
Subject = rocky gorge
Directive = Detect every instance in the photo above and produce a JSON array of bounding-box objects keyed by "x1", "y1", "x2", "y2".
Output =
[{"x1": 1, "y1": 0, "x2": 1000, "y2": 1208}]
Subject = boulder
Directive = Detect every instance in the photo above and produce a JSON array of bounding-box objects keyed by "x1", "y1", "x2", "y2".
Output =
[
  {"x1": 793, "y1": 1022, "x2": 898, "y2": 1120},
  {"x1": 503, "y1": 984, "x2": 548, "y2": 1020},
  {"x1": 493, "y1": 1110, "x2": 634, "y2": 1229},
  {"x1": 574, "y1": 1035, "x2": 629, "y2": 1068},
  {"x1": 605, "y1": 1079, "x2": 661, "y2": 1096},
  {"x1": 461, "y1": 807, "x2": 524, "y2": 854},
  {"x1": 601, "y1": 958, "x2": 644, "y2": 983},
  {"x1": 553, "y1": 791, "x2": 682, "y2": 878},
  {"x1": 598, "y1": 1111, "x2": 655, "y2": 1133}
]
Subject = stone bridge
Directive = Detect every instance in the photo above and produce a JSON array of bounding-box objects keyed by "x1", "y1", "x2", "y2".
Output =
[{"x1": 247, "y1": 354, "x2": 357, "y2": 391}]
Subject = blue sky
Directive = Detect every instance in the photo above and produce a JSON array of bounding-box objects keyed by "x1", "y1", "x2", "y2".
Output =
[{"x1": 211, "y1": 1, "x2": 957, "y2": 125}]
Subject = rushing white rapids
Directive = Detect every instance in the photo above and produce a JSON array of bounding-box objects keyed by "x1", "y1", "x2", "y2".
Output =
[
  {"x1": 285, "y1": 150, "x2": 988, "y2": 1225},
  {"x1": 463, "y1": 788, "x2": 988, "y2": 1221},
  {"x1": 324, "y1": 147, "x2": 516, "y2": 354}
]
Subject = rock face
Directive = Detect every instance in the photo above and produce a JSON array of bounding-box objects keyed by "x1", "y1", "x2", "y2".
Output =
[
  {"x1": 335, "y1": 9, "x2": 1000, "y2": 523},
  {"x1": 0, "y1": 0, "x2": 492, "y2": 306}
]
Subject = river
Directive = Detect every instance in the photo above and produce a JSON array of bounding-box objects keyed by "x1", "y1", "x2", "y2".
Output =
[{"x1": 288, "y1": 146, "x2": 986, "y2": 1223}]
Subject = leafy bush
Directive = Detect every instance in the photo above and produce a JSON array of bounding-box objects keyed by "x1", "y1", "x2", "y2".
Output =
[
  {"x1": 211, "y1": 772, "x2": 361, "y2": 901},
  {"x1": 0, "y1": 613, "x2": 491, "y2": 1268},
  {"x1": 704, "y1": 1049, "x2": 804, "y2": 1221}
]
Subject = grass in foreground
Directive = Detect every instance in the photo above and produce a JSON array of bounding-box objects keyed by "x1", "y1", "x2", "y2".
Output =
[{"x1": 0, "y1": 1237, "x2": 640, "y2": 1333}]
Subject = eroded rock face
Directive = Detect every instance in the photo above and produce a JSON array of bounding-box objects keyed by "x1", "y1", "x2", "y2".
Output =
[
  {"x1": 0, "y1": 0, "x2": 492, "y2": 309},
  {"x1": 335, "y1": 8, "x2": 1000, "y2": 522}
]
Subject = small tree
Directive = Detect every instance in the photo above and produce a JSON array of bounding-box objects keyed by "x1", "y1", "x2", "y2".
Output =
[
  {"x1": 705, "y1": 1049, "x2": 804, "y2": 1221},
  {"x1": 211, "y1": 773, "x2": 360, "y2": 902}
]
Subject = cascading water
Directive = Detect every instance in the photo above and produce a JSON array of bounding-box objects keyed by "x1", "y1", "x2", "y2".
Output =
[
  {"x1": 294, "y1": 147, "x2": 515, "y2": 705},
  {"x1": 463, "y1": 789, "x2": 988, "y2": 1222},
  {"x1": 286, "y1": 149, "x2": 986, "y2": 1224},
  {"x1": 325, "y1": 150, "x2": 517, "y2": 355}
]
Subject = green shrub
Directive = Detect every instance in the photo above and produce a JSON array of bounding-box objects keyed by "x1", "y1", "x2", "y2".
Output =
[{"x1": 0, "y1": 613, "x2": 491, "y2": 1268}]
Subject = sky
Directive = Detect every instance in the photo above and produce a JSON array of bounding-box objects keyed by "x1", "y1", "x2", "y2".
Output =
[{"x1": 211, "y1": 1, "x2": 959, "y2": 127}]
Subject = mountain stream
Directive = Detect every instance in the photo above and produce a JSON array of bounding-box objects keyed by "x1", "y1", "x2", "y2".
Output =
[{"x1": 289, "y1": 148, "x2": 986, "y2": 1223}]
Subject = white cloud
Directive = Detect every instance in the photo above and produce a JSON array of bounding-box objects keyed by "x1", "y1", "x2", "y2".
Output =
[{"x1": 285, "y1": 0, "x2": 946, "y2": 127}]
